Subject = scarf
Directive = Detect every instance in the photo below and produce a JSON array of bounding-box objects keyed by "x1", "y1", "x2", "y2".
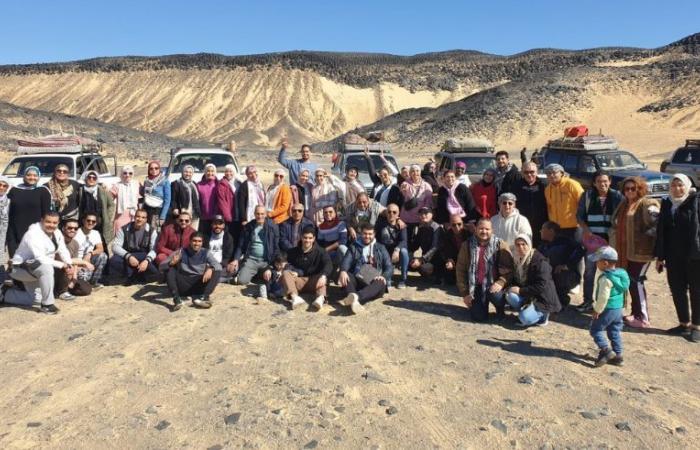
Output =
[
  {"x1": 266, "y1": 182, "x2": 282, "y2": 212},
  {"x1": 313, "y1": 179, "x2": 338, "y2": 209},
  {"x1": 0, "y1": 175, "x2": 10, "y2": 221},
  {"x1": 47, "y1": 177, "x2": 73, "y2": 211},
  {"x1": 81, "y1": 171, "x2": 99, "y2": 199},
  {"x1": 467, "y1": 236, "x2": 501, "y2": 297},
  {"x1": 116, "y1": 180, "x2": 139, "y2": 214},
  {"x1": 177, "y1": 176, "x2": 199, "y2": 211},
  {"x1": 246, "y1": 179, "x2": 265, "y2": 221},
  {"x1": 352, "y1": 238, "x2": 377, "y2": 267},
  {"x1": 17, "y1": 166, "x2": 41, "y2": 190},
  {"x1": 446, "y1": 183, "x2": 465, "y2": 217},
  {"x1": 513, "y1": 234, "x2": 534, "y2": 285},
  {"x1": 670, "y1": 173, "x2": 692, "y2": 214},
  {"x1": 144, "y1": 170, "x2": 166, "y2": 196}
]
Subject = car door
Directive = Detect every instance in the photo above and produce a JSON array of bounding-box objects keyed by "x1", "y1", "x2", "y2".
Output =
[{"x1": 670, "y1": 148, "x2": 700, "y2": 186}]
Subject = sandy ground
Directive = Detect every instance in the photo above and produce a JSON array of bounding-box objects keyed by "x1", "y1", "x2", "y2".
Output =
[{"x1": 1, "y1": 266, "x2": 698, "y2": 449}]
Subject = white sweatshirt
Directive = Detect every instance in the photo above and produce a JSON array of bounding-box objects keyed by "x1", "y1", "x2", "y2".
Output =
[{"x1": 11, "y1": 222, "x2": 72, "y2": 269}]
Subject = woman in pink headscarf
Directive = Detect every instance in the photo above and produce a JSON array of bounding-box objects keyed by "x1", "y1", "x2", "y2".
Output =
[{"x1": 197, "y1": 163, "x2": 220, "y2": 235}]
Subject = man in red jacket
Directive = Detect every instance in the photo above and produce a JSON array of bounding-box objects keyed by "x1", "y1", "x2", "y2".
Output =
[{"x1": 155, "y1": 212, "x2": 197, "y2": 265}]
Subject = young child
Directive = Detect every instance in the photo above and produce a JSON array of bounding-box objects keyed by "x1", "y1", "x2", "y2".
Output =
[
  {"x1": 588, "y1": 246, "x2": 630, "y2": 367},
  {"x1": 259, "y1": 252, "x2": 288, "y2": 301}
]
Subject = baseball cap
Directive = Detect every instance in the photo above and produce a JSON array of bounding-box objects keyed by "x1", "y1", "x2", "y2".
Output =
[
  {"x1": 212, "y1": 214, "x2": 225, "y2": 223},
  {"x1": 587, "y1": 245, "x2": 618, "y2": 262},
  {"x1": 418, "y1": 207, "x2": 432, "y2": 214}
]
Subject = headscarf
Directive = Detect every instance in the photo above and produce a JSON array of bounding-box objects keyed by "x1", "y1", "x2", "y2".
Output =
[
  {"x1": 481, "y1": 168, "x2": 497, "y2": 186},
  {"x1": 81, "y1": 170, "x2": 100, "y2": 199},
  {"x1": 199, "y1": 163, "x2": 218, "y2": 184},
  {"x1": 17, "y1": 166, "x2": 40, "y2": 190},
  {"x1": 0, "y1": 175, "x2": 10, "y2": 202},
  {"x1": 116, "y1": 165, "x2": 139, "y2": 214},
  {"x1": 47, "y1": 164, "x2": 73, "y2": 211},
  {"x1": 670, "y1": 173, "x2": 692, "y2": 214},
  {"x1": 224, "y1": 163, "x2": 239, "y2": 193},
  {"x1": 177, "y1": 164, "x2": 199, "y2": 212},
  {"x1": 266, "y1": 169, "x2": 285, "y2": 212},
  {"x1": 144, "y1": 160, "x2": 166, "y2": 197},
  {"x1": 513, "y1": 233, "x2": 534, "y2": 285},
  {"x1": 244, "y1": 165, "x2": 265, "y2": 221}
]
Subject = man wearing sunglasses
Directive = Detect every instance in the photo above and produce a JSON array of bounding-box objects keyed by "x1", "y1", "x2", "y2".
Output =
[
  {"x1": 155, "y1": 212, "x2": 196, "y2": 266},
  {"x1": 511, "y1": 161, "x2": 548, "y2": 248},
  {"x1": 74, "y1": 213, "x2": 108, "y2": 289},
  {"x1": 436, "y1": 214, "x2": 471, "y2": 284},
  {"x1": 280, "y1": 203, "x2": 315, "y2": 252},
  {"x1": 490, "y1": 193, "x2": 532, "y2": 248}
]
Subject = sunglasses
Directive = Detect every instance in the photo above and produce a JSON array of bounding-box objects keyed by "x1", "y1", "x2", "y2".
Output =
[
  {"x1": 523, "y1": 170, "x2": 536, "y2": 175},
  {"x1": 178, "y1": 219, "x2": 191, "y2": 223},
  {"x1": 501, "y1": 201, "x2": 515, "y2": 206},
  {"x1": 55, "y1": 169, "x2": 69, "y2": 174},
  {"x1": 122, "y1": 172, "x2": 133, "y2": 175},
  {"x1": 624, "y1": 186, "x2": 637, "y2": 192},
  {"x1": 85, "y1": 219, "x2": 97, "y2": 224},
  {"x1": 148, "y1": 167, "x2": 159, "y2": 170},
  {"x1": 452, "y1": 223, "x2": 464, "y2": 227},
  {"x1": 86, "y1": 175, "x2": 97, "y2": 179},
  {"x1": 65, "y1": 226, "x2": 78, "y2": 231},
  {"x1": 274, "y1": 174, "x2": 284, "y2": 178},
  {"x1": 387, "y1": 210, "x2": 400, "y2": 214},
  {"x1": 292, "y1": 209, "x2": 304, "y2": 213}
]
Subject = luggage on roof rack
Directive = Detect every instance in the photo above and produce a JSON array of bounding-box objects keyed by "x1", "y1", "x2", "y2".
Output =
[
  {"x1": 441, "y1": 138, "x2": 494, "y2": 153},
  {"x1": 16, "y1": 134, "x2": 101, "y2": 154},
  {"x1": 545, "y1": 135, "x2": 618, "y2": 151}
]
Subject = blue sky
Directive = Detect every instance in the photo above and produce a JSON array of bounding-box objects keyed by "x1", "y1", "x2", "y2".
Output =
[{"x1": 1, "y1": 0, "x2": 698, "y2": 64}]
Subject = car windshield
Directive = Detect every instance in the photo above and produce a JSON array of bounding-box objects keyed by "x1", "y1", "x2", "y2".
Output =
[
  {"x1": 454, "y1": 156, "x2": 496, "y2": 174},
  {"x1": 3, "y1": 157, "x2": 73, "y2": 177},
  {"x1": 594, "y1": 152, "x2": 645, "y2": 170},
  {"x1": 345, "y1": 154, "x2": 399, "y2": 174},
  {"x1": 172, "y1": 153, "x2": 235, "y2": 173}
]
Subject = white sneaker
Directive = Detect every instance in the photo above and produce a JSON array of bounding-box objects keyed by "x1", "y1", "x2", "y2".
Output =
[
  {"x1": 311, "y1": 296, "x2": 325, "y2": 311},
  {"x1": 290, "y1": 295, "x2": 306, "y2": 309},
  {"x1": 340, "y1": 292, "x2": 358, "y2": 306},
  {"x1": 350, "y1": 297, "x2": 365, "y2": 315}
]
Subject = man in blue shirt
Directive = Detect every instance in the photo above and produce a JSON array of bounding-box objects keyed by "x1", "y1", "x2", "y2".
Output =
[{"x1": 278, "y1": 138, "x2": 318, "y2": 186}]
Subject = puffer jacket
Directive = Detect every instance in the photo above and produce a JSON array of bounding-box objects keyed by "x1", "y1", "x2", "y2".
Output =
[{"x1": 544, "y1": 176, "x2": 584, "y2": 229}]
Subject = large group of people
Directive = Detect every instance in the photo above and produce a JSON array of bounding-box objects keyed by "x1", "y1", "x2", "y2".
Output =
[{"x1": 1, "y1": 143, "x2": 698, "y2": 361}]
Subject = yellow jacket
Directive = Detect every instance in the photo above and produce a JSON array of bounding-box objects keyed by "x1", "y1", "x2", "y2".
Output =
[{"x1": 544, "y1": 176, "x2": 584, "y2": 229}]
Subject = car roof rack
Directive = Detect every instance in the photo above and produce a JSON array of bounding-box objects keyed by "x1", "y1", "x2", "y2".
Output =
[
  {"x1": 441, "y1": 138, "x2": 494, "y2": 153},
  {"x1": 544, "y1": 135, "x2": 618, "y2": 151},
  {"x1": 685, "y1": 139, "x2": 700, "y2": 148}
]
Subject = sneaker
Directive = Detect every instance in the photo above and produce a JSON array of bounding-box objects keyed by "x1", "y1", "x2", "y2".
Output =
[
  {"x1": 594, "y1": 348, "x2": 616, "y2": 367},
  {"x1": 0, "y1": 283, "x2": 8, "y2": 304},
  {"x1": 609, "y1": 354, "x2": 624, "y2": 366},
  {"x1": 290, "y1": 295, "x2": 306, "y2": 310},
  {"x1": 536, "y1": 314, "x2": 550, "y2": 327},
  {"x1": 59, "y1": 292, "x2": 76, "y2": 301},
  {"x1": 172, "y1": 297, "x2": 183, "y2": 312},
  {"x1": 258, "y1": 284, "x2": 268, "y2": 300},
  {"x1": 691, "y1": 329, "x2": 700, "y2": 343},
  {"x1": 576, "y1": 301, "x2": 593, "y2": 312},
  {"x1": 311, "y1": 296, "x2": 325, "y2": 311},
  {"x1": 340, "y1": 292, "x2": 358, "y2": 307},
  {"x1": 192, "y1": 296, "x2": 212, "y2": 309},
  {"x1": 40, "y1": 304, "x2": 60, "y2": 315},
  {"x1": 666, "y1": 325, "x2": 691, "y2": 336},
  {"x1": 625, "y1": 318, "x2": 650, "y2": 329},
  {"x1": 350, "y1": 297, "x2": 365, "y2": 314},
  {"x1": 397, "y1": 281, "x2": 406, "y2": 289},
  {"x1": 623, "y1": 314, "x2": 634, "y2": 323}
]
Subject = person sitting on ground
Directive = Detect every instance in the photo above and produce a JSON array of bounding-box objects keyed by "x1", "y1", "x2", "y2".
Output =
[
  {"x1": 345, "y1": 192, "x2": 384, "y2": 242},
  {"x1": 588, "y1": 246, "x2": 630, "y2": 367},
  {"x1": 2, "y1": 212, "x2": 74, "y2": 314},
  {"x1": 537, "y1": 221, "x2": 585, "y2": 307},
  {"x1": 54, "y1": 218, "x2": 96, "y2": 301},
  {"x1": 494, "y1": 150, "x2": 522, "y2": 195},
  {"x1": 490, "y1": 193, "x2": 532, "y2": 248},
  {"x1": 75, "y1": 213, "x2": 108, "y2": 289},
  {"x1": 266, "y1": 169, "x2": 293, "y2": 225},
  {"x1": 511, "y1": 161, "x2": 547, "y2": 248},
  {"x1": 278, "y1": 139, "x2": 318, "y2": 186},
  {"x1": 205, "y1": 215, "x2": 236, "y2": 282},
  {"x1": 435, "y1": 169, "x2": 478, "y2": 226},
  {"x1": 338, "y1": 223, "x2": 392, "y2": 315},
  {"x1": 504, "y1": 234, "x2": 561, "y2": 327},
  {"x1": 436, "y1": 214, "x2": 470, "y2": 284},
  {"x1": 470, "y1": 168, "x2": 498, "y2": 218},
  {"x1": 454, "y1": 161, "x2": 471, "y2": 187},
  {"x1": 456, "y1": 218, "x2": 514, "y2": 323},
  {"x1": 161, "y1": 232, "x2": 222, "y2": 311},
  {"x1": 280, "y1": 203, "x2": 315, "y2": 252},
  {"x1": 409, "y1": 207, "x2": 441, "y2": 281},
  {"x1": 155, "y1": 212, "x2": 196, "y2": 266},
  {"x1": 231, "y1": 205, "x2": 280, "y2": 287},
  {"x1": 374, "y1": 203, "x2": 409, "y2": 289},
  {"x1": 110, "y1": 209, "x2": 159, "y2": 284},
  {"x1": 279, "y1": 226, "x2": 333, "y2": 310},
  {"x1": 544, "y1": 163, "x2": 584, "y2": 239},
  {"x1": 316, "y1": 205, "x2": 348, "y2": 265},
  {"x1": 261, "y1": 253, "x2": 288, "y2": 301}
]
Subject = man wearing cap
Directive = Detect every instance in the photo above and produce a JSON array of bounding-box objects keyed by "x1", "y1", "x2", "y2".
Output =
[
  {"x1": 278, "y1": 139, "x2": 318, "y2": 186},
  {"x1": 205, "y1": 215, "x2": 236, "y2": 281},
  {"x1": 544, "y1": 164, "x2": 584, "y2": 239},
  {"x1": 490, "y1": 193, "x2": 532, "y2": 248},
  {"x1": 455, "y1": 162, "x2": 471, "y2": 187},
  {"x1": 511, "y1": 161, "x2": 547, "y2": 248},
  {"x1": 456, "y1": 217, "x2": 514, "y2": 322},
  {"x1": 280, "y1": 203, "x2": 315, "y2": 252},
  {"x1": 155, "y1": 211, "x2": 197, "y2": 266}
]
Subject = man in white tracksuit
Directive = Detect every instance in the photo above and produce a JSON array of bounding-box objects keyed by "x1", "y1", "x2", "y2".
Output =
[
  {"x1": 2, "y1": 211, "x2": 74, "y2": 314},
  {"x1": 490, "y1": 192, "x2": 532, "y2": 249}
]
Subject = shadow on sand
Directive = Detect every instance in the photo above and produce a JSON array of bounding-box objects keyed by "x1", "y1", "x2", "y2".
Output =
[{"x1": 477, "y1": 338, "x2": 594, "y2": 366}]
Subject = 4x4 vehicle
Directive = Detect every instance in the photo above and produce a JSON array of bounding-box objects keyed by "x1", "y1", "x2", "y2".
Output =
[
  {"x1": 660, "y1": 139, "x2": 700, "y2": 186},
  {"x1": 166, "y1": 147, "x2": 240, "y2": 183},
  {"x1": 331, "y1": 139, "x2": 399, "y2": 195},
  {"x1": 537, "y1": 132, "x2": 671, "y2": 198},
  {"x1": 434, "y1": 138, "x2": 496, "y2": 183},
  {"x1": 2, "y1": 134, "x2": 118, "y2": 187}
]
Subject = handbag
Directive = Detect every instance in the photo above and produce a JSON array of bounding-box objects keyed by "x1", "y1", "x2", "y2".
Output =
[
  {"x1": 144, "y1": 193, "x2": 164, "y2": 208},
  {"x1": 404, "y1": 187, "x2": 420, "y2": 210},
  {"x1": 356, "y1": 264, "x2": 381, "y2": 284}
]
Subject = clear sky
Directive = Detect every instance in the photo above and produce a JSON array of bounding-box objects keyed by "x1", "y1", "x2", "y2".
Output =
[{"x1": 1, "y1": 0, "x2": 698, "y2": 64}]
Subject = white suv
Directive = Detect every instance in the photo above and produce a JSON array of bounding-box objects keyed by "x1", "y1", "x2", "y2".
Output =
[
  {"x1": 166, "y1": 147, "x2": 241, "y2": 182},
  {"x1": 3, "y1": 149, "x2": 118, "y2": 187}
]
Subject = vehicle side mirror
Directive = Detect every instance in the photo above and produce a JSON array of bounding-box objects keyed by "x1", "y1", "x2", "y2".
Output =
[{"x1": 643, "y1": 163, "x2": 648, "y2": 169}]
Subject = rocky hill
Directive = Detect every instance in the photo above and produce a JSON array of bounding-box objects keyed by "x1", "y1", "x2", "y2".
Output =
[{"x1": 0, "y1": 33, "x2": 698, "y2": 154}]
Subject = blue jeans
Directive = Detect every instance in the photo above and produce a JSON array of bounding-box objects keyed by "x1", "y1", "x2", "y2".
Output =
[
  {"x1": 470, "y1": 285, "x2": 506, "y2": 323},
  {"x1": 590, "y1": 308, "x2": 623, "y2": 355},
  {"x1": 506, "y1": 292, "x2": 547, "y2": 325},
  {"x1": 388, "y1": 246, "x2": 409, "y2": 282}
]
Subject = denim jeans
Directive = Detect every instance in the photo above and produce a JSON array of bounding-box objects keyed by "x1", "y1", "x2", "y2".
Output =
[
  {"x1": 506, "y1": 292, "x2": 547, "y2": 326},
  {"x1": 590, "y1": 308, "x2": 623, "y2": 355},
  {"x1": 470, "y1": 285, "x2": 506, "y2": 323}
]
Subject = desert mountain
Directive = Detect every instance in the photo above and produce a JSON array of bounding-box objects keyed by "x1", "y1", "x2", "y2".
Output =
[{"x1": 0, "y1": 33, "x2": 698, "y2": 155}]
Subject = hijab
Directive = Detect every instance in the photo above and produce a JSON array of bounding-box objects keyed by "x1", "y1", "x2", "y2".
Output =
[
  {"x1": 670, "y1": 173, "x2": 692, "y2": 213},
  {"x1": 481, "y1": 168, "x2": 497, "y2": 187},
  {"x1": 0, "y1": 175, "x2": 10, "y2": 202},
  {"x1": 17, "y1": 166, "x2": 41, "y2": 190},
  {"x1": 116, "y1": 165, "x2": 139, "y2": 214},
  {"x1": 47, "y1": 164, "x2": 73, "y2": 211},
  {"x1": 81, "y1": 170, "x2": 100, "y2": 198},
  {"x1": 513, "y1": 233, "x2": 534, "y2": 285}
]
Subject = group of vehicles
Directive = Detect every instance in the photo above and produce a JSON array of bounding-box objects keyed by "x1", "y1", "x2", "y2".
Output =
[{"x1": 2, "y1": 129, "x2": 698, "y2": 199}]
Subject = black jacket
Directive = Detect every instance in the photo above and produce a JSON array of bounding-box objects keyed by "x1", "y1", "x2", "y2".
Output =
[
  {"x1": 366, "y1": 156, "x2": 403, "y2": 208},
  {"x1": 234, "y1": 218, "x2": 280, "y2": 263},
  {"x1": 279, "y1": 217, "x2": 316, "y2": 252},
  {"x1": 515, "y1": 250, "x2": 561, "y2": 313},
  {"x1": 340, "y1": 240, "x2": 393, "y2": 285},
  {"x1": 655, "y1": 192, "x2": 700, "y2": 262},
  {"x1": 435, "y1": 184, "x2": 478, "y2": 224},
  {"x1": 498, "y1": 164, "x2": 522, "y2": 196},
  {"x1": 537, "y1": 236, "x2": 585, "y2": 275},
  {"x1": 511, "y1": 178, "x2": 548, "y2": 238},
  {"x1": 287, "y1": 243, "x2": 333, "y2": 277},
  {"x1": 170, "y1": 179, "x2": 201, "y2": 219},
  {"x1": 205, "y1": 231, "x2": 235, "y2": 265},
  {"x1": 374, "y1": 216, "x2": 407, "y2": 252},
  {"x1": 438, "y1": 227, "x2": 470, "y2": 262}
]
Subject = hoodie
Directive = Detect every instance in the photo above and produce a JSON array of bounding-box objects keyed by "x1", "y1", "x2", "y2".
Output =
[{"x1": 592, "y1": 267, "x2": 630, "y2": 313}]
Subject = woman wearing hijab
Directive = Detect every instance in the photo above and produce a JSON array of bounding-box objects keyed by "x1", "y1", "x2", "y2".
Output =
[
  {"x1": 6, "y1": 167, "x2": 51, "y2": 257},
  {"x1": 142, "y1": 160, "x2": 171, "y2": 230},
  {"x1": 311, "y1": 168, "x2": 341, "y2": 225},
  {"x1": 197, "y1": 163, "x2": 220, "y2": 235},
  {"x1": 341, "y1": 166, "x2": 365, "y2": 209},
  {"x1": 79, "y1": 171, "x2": 116, "y2": 243},
  {"x1": 0, "y1": 176, "x2": 11, "y2": 275},
  {"x1": 435, "y1": 170, "x2": 478, "y2": 226},
  {"x1": 45, "y1": 163, "x2": 81, "y2": 220},
  {"x1": 170, "y1": 164, "x2": 201, "y2": 229},
  {"x1": 655, "y1": 173, "x2": 700, "y2": 342},
  {"x1": 216, "y1": 164, "x2": 241, "y2": 240},
  {"x1": 470, "y1": 167, "x2": 498, "y2": 218},
  {"x1": 110, "y1": 165, "x2": 141, "y2": 233},
  {"x1": 505, "y1": 234, "x2": 561, "y2": 327},
  {"x1": 399, "y1": 164, "x2": 433, "y2": 248},
  {"x1": 266, "y1": 169, "x2": 293, "y2": 225},
  {"x1": 610, "y1": 176, "x2": 660, "y2": 329},
  {"x1": 421, "y1": 161, "x2": 440, "y2": 194}
]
